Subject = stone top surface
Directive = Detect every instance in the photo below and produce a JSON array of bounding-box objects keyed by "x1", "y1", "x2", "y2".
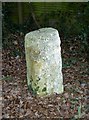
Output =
[
  {"x1": 25, "y1": 28, "x2": 59, "y2": 41},
  {"x1": 25, "y1": 27, "x2": 57, "y2": 37},
  {"x1": 25, "y1": 28, "x2": 60, "y2": 47}
]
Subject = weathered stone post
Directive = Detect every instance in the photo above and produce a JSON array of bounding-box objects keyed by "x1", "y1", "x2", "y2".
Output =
[{"x1": 25, "y1": 28, "x2": 63, "y2": 96}]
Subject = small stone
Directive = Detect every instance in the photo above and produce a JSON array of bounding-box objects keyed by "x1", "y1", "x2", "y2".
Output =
[
  {"x1": 64, "y1": 92, "x2": 69, "y2": 99},
  {"x1": 81, "y1": 83, "x2": 86, "y2": 88}
]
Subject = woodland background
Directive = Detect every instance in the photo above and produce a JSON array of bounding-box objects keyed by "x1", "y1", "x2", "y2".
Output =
[{"x1": 2, "y1": 2, "x2": 89, "y2": 119}]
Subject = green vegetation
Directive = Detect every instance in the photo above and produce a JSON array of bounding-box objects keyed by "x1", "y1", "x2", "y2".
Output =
[
  {"x1": 2, "y1": 2, "x2": 89, "y2": 62},
  {"x1": 2, "y1": 3, "x2": 89, "y2": 118}
]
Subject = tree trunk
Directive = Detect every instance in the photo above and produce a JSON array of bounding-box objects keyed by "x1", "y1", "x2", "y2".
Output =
[{"x1": 18, "y1": 3, "x2": 23, "y2": 25}]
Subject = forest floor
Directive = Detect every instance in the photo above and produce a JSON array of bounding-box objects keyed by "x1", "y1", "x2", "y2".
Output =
[{"x1": 2, "y1": 33, "x2": 89, "y2": 119}]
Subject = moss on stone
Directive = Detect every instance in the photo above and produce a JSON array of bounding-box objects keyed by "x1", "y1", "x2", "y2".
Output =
[{"x1": 42, "y1": 87, "x2": 46, "y2": 92}]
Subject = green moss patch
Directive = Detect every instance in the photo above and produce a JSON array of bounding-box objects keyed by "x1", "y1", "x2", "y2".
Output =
[{"x1": 42, "y1": 87, "x2": 46, "y2": 92}]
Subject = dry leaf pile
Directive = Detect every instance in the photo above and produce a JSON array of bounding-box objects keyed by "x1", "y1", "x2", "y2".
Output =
[{"x1": 2, "y1": 34, "x2": 89, "y2": 119}]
